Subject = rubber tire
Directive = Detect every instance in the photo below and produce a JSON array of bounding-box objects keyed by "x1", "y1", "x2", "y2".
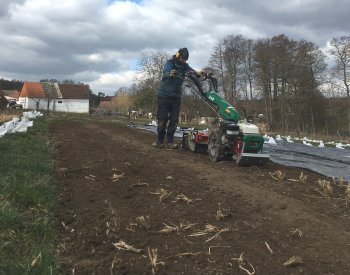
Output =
[
  {"x1": 183, "y1": 132, "x2": 197, "y2": 152},
  {"x1": 182, "y1": 133, "x2": 189, "y2": 150},
  {"x1": 208, "y1": 128, "x2": 224, "y2": 162},
  {"x1": 188, "y1": 136, "x2": 197, "y2": 152}
]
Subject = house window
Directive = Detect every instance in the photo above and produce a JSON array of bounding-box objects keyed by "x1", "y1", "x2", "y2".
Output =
[{"x1": 58, "y1": 101, "x2": 63, "y2": 103}]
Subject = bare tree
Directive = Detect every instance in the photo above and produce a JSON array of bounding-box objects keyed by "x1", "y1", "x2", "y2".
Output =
[
  {"x1": 329, "y1": 36, "x2": 350, "y2": 136},
  {"x1": 115, "y1": 86, "x2": 130, "y2": 96},
  {"x1": 222, "y1": 35, "x2": 246, "y2": 104},
  {"x1": 31, "y1": 98, "x2": 41, "y2": 111},
  {"x1": 209, "y1": 34, "x2": 253, "y2": 109},
  {"x1": 295, "y1": 40, "x2": 327, "y2": 135},
  {"x1": 136, "y1": 50, "x2": 170, "y2": 111},
  {"x1": 254, "y1": 38, "x2": 274, "y2": 125},
  {"x1": 242, "y1": 38, "x2": 255, "y2": 100},
  {"x1": 253, "y1": 35, "x2": 327, "y2": 135},
  {"x1": 209, "y1": 41, "x2": 227, "y2": 98}
]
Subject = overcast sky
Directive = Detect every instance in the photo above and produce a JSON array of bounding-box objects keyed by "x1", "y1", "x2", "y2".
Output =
[{"x1": 0, "y1": 0, "x2": 349, "y2": 95}]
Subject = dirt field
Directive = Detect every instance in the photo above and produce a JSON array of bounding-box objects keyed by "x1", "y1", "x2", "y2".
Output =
[{"x1": 50, "y1": 118, "x2": 350, "y2": 275}]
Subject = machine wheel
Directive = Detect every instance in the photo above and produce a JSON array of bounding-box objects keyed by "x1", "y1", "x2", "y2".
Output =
[
  {"x1": 208, "y1": 128, "x2": 224, "y2": 162},
  {"x1": 182, "y1": 133, "x2": 189, "y2": 150},
  {"x1": 182, "y1": 132, "x2": 197, "y2": 152},
  {"x1": 188, "y1": 136, "x2": 197, "y2": 152}
]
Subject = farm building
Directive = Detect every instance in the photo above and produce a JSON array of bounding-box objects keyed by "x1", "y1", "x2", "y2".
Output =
[
  {"x1": 98, "y1": 96, "x2": 115, "y2": 110},
  {"x1": 18, "y1": 82, "x2": 91, "y2": 113},
  {"x1": 1, "y1": 89, "x2": 20, "y2": 101}
]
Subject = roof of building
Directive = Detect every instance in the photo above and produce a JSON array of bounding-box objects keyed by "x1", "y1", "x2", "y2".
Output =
[
  {"x1": 97, "y1": 100, "x2": 116, "y2": 110},
  {"x1": 19, "y1": 82, "x2": 45, "y2": 98},
  {"x1": 100, "y1": 96, "x2": 115, "y2": 102},
  {"x1": 1, "y1": 90, "x2": 20, "y2": 98},
  {"x1": 42, "y1": 82, "x2": 61, "y2": 99},
  {"x1": 19, "y1": 82, "x2": 90, "y2": 99},
  {"x1": 58, "y1": 83, "x2": 90, "y2": 99}
]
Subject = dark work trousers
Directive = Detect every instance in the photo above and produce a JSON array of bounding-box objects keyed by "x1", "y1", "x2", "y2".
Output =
[{"x1": 156, "y1": 96, "x2": 181, "y2": 144}]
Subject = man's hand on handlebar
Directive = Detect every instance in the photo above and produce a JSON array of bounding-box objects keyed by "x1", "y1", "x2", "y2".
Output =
[
  {"x1": 169, "y1": 69, "x2": 177, "y2": 77},
  {"x1": 196, "y1": 70, "x2": 207, "y2": 78}
]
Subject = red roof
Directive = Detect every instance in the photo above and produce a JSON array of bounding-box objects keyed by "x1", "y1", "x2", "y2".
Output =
[
  {"x1": 18, "y1": 82, "x2": 90, "y2": 99},
  {"x1": 100, "y1": 96, "x2": 114, "y2": 102},
  {"x1": 19, "y1": 82, "x2": 45, "y2": 98},
  {"x1": 97, "y1": 101, "x2": 116, "y2": 110},
  {"x1": 58, "y1": 84, "x2": 90, "y2": 99}
]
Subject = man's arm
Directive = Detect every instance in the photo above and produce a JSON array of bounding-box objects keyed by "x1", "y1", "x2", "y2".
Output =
[
  {"x1": 185, "y1": 64, "x2": 197, "y2": 74},
  {"x1": 162, "y1": 60, "x2": 175, "y2": 79}
]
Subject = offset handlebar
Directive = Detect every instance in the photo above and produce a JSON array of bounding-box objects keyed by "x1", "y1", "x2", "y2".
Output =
[
  {"x1": 185, "y1": 71, "x2": 219, "y2": 95},
  {"x1": 185, "y1": 71, "x2": 203, "y2": 94},
  {"x1": 206, "y1": 73, "x2": 218, "y2": 93}
]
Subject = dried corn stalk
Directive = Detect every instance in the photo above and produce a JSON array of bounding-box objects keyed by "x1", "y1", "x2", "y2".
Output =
[
  {"x1": 111, "y1": 172, "x2": 125, "y2": 182},
  {"x1": 264, "y1": 242, "x2": 273, "y2": 254},
  {"x1": 283, "y1": 255, "x2": 303, "y2": 267},
  {"x1": 159, "y1": 223, "x2": 179, "y2": 233},
  {"x1": 335, "y1": 176, "x2": 345, "y2": 187},
  {"x1": 127, "y1": 216, "x2": 150, "y2": 231},
  {"x1": 317, "y1": 179, "x2": 333, "y2": 199},
  {"x1": 148, "y1": 248, "x2": 165, "y2": 275},
  {"x1": 345, "y1": 183, "x2": 350, "y2": 200},
  {"x1": 232, "y1": 252, "x2": 255, "y2": 275},
  {"x1": 299, "y1": 172, "x2": 307, "y2": 183},
  {"x1": 216, "y1": 203, "x2": 231, "y2": 220},
  {"x1": 150, "y1": 188, "x2": 172, "y2": 202},
  {"x1": 136, "y1": 216, "x2": 150, "y2": 230},
  {"x1": 84, "y1": 174, "x2": 96, "y2": 181},
  {"x1": 188, "y1": 224, "x2": 218, "y2": 237},
  {"x1": 270, "y1": 170, "x2": 286, "y2": 182},
  {"x1": 290, "y1": 228, "x2": 303, "y2": 238},
  {"x1": 112, "y1": 240, "x2": 141, "y2": 253},
  {"x1": 204, "y1": 228, "x2": 229, "y2": 243},
  {"x1": 31, "y1": 252, "x2": 42, "y2": 267},
  {"x1": 174, "y1": 194, "x2": 193, "y2": 205},
  {"x1": 288, "y1": 172, "x2": 308, "y2": 183},
  {"x1": 159, "y1": 222, "x2": 195, "y2": 234}
]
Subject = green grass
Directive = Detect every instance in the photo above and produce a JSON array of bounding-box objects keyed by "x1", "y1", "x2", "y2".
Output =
[{"x1": 0, "y1": 116, "x2": 59, "y2": 274}]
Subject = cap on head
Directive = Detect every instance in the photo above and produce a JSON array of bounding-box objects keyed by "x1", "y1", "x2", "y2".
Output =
[{"x1": 176, "y1": 47, "x2": 189, "y2": 61}]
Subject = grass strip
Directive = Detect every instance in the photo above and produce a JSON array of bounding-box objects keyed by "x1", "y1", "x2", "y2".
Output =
[{"x1": 0, "y1": 116, "x2": 59, "y2": 274}]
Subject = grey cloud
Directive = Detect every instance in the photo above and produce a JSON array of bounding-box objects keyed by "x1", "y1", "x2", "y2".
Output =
[
  {"x1": 0, "y1": 0, "x2": 25, "y2": 17},
  {"x1": 0, "y1": 0, "x2": 349, "y2": 94},
  {"x1": 208, "y1": 0, "x2": 350, "y2": 46}
]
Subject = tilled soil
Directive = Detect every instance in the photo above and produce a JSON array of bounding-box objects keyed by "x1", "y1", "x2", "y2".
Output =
[{"x1": 50, "y1": 118, "x2": 350, "y2": 275}]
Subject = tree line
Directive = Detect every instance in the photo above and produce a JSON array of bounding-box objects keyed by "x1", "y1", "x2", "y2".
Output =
[
  {"x1": 124, "y1": 33, "x2": 350, "y2": 137},
  {"x1": 0, "y1": 79, "x2": 23, "y2": 90},
  {"x1": 1, "y1": 33, "x2": 349, "y2": 137}
]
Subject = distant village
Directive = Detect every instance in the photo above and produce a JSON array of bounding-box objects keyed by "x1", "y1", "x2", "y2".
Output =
[{"x1": 0, "y1": 81, "x2": 120, "y2": 115}]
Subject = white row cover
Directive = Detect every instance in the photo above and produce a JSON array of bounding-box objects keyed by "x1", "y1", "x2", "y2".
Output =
[{"x1": 0, "y1": 111, "x2": 43, "y2": 138}]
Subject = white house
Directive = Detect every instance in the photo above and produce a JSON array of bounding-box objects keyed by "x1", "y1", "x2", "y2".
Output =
[{"x1": 18, "y1": 81, "x2": 90, "y2": 113}]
